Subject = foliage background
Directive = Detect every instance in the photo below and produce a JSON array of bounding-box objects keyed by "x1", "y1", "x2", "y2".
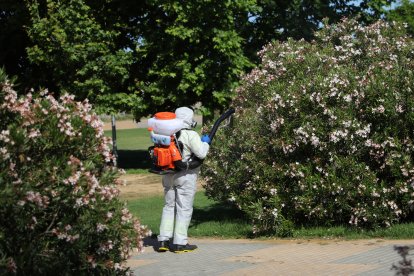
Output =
[{"x1": 1, "y1": 0, "x2": 409, "y2": 118}]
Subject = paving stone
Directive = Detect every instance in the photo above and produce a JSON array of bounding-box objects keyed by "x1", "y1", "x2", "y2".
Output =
[{"x1": 130, "y1": 241, "x2": 272, "y2": 275}]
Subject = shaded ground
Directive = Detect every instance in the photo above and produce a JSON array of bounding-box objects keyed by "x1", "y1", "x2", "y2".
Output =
[
  {"x1": 116, "y1": 149, "x2": 152, "y2": 170},
  {"x1": 104, "y1": 120, "x2": 164, "y2": 198}
]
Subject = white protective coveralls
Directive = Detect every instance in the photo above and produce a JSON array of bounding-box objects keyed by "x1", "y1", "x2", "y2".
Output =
[{"x1": 158, "y1": 107, "x2": 210, "y2": 245}]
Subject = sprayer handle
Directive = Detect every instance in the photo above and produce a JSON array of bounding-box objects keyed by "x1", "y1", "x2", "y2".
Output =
[{"x1": 201, "y1": 134, "x2": 211, "y2": 144}]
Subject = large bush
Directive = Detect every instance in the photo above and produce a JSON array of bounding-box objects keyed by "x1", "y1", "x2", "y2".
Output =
[
  {"x1": 202, "y1": 18, "x2": 414, "y2": 236},
  {"x1": 0, "y1": 80, "x2": 149, "y2": 274}
]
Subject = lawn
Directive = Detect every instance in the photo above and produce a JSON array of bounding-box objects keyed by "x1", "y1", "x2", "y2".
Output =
[
  {"x1": 126, "y1": 191, "x2": 414, "y2": 240},
  {"x1": 104, "y1": 128, "x2": 153, "y2": 171},
  {"x1": 107, "y1": 128, "x2": 152, "y2": 150}
]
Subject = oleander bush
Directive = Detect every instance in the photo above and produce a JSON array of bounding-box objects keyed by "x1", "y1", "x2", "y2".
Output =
[
  {"x1": 0, "y1": 77, "x2": 150, "y2": 274},
  {"x1": 202, "y1": 18, "x2": 414, "y2": 236}
]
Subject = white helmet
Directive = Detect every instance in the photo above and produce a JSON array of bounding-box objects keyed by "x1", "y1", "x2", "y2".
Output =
[{"x1": 175, "y1": 107, "x2": 197, "y2": 128}]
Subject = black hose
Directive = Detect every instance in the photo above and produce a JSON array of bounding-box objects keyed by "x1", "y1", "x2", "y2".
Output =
[{"x1": 208, "y1": 108, "x2": 235, "y2": 141}]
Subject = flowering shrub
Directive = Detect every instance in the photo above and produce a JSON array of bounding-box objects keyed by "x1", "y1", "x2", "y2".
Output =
[
  {"x1": 0, "y1": 80, "x2": 150, "y2": 274},
  {"x1": 202, "y1": 18, "x2": 414, "y2": 236}
]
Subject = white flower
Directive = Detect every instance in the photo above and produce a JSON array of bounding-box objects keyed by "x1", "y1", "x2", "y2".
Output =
[
  {"x1": 310, "y1": 134, "x2": 320, "y2": 147},
  {"x1": 395, "y1": 104, "x2": 404, "y2": 113},
  {"x1": 96, "y1": 223, "x2": 108, "y2": 233},
  {"x1": 371, "y1": 105, "x2": 385, "y2": 113}
]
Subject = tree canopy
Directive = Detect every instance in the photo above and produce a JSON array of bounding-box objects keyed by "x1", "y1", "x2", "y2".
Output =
[
  {"x1": 0, "y1": 0, "x2": 403, "y2": 118},
  {"x1": 131, "y1": 0, "x2": 255, "y2": 118},
  {"x1": 387, "y1": 0, "x2": 414, "y2": 36}
]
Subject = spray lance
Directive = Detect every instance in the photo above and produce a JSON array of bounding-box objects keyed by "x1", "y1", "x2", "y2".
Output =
[{"x1": 205, "y1": 107, "x2": 236, "y2": 143}]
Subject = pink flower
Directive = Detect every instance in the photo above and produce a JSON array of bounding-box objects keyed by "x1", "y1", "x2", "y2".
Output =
[{"x1": 6, "y1": 257, "x2": 17, "y2": 273}]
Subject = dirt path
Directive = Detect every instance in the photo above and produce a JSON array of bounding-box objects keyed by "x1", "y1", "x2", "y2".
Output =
[
  {"x1": 103, "y1": 120, "x2": 161, "y2": 198},
  {"x1": 118, "y1": 173, "x2": 205, "y2": 199},
  {"x1": 118, "y1": 174, "x2": 164, "y2": 199},
  {"x1": 103, "y1": 120, "x2": 142, "y2": 131}
]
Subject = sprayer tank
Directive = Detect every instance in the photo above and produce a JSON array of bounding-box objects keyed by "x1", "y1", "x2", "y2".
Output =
[{"x1": 147, "y1": 112, "x2": 184, "y2": 136}]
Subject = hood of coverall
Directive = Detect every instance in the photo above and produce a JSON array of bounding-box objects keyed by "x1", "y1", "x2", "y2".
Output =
[{"x1": 175, "y1": 107, "x2": 195, "y2": 129}]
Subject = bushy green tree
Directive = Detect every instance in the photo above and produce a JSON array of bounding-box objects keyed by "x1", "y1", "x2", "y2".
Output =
[
  {"x1": 131, "y1": 0, "x2": 255, "y2": 118},
  {"x1": 202, "y1": 18, "x2": 414, "y2": 236},
  {"x1": 25, "y1": 0, "x2": 138, "y2": 114},
  {"x1": 387, "y1": 0, "x2": 414, "y2": 36},
  {"x1": 0, "y1": 75, "x2": 149, "y2": 274}
]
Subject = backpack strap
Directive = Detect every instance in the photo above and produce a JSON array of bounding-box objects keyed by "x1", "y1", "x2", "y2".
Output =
[
  {"x1": 175, "y1": 128, "x2": 195, "y2": 140},
  {"x1": 173, "y1": 129, "x2": 203, "y2": 171}
]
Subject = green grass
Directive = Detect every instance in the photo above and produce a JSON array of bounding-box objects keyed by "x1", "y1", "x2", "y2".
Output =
[
  {"x1": 104, "y1": 128, "x2": 152, "y2": 172},
  {"x1": 127, "y1": 192, "x2": 414, "y2": 240},
  {"x1": 105, "y1": 128, "x2": 153, "y2": 150},
  {"x1": 124, "y1": 168, "x2": 153, "y2": 174},
  {"x1": 292, "y1": 224, "x2": 414, "y2": 240}
]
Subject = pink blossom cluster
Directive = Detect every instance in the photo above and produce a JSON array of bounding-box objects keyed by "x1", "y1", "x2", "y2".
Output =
[
  {"x1": 0, "y1": 82, "x2": 150, "y2": 273},
  {"x1": 51, "y1": 225, "x2": 80, "y2": 243}
]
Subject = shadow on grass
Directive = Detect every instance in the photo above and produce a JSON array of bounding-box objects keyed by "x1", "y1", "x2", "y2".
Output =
[
  {"x1": 191, "y1": 202, "x2": 249, "y2": 226},
  {"x1": 116, "y1": 149, "x2": 152, "y2": 169}
]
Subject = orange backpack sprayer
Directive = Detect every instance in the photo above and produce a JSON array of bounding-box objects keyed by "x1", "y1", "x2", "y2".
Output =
[
  {"x1": 148, "y1": 133, "x2": 182, "y2": 171},
  {"x1": 148, "y1": 108, "x2": 235, "y2": 175},
  {"x1": 147, "y1": 112, "x2": 184, "y2": 174}
]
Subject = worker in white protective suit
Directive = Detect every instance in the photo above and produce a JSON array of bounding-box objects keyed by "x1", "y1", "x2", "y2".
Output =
[{"x1": 157, "y1": 107, "x2": 211, "y2": 253}]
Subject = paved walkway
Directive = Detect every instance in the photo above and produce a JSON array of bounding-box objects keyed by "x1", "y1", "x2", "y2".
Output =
[{"x1": 128, "y1": 238, "x2": 413, "y2": 275}]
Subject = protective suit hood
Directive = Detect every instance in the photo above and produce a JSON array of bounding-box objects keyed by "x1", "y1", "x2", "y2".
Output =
[{"x1": 175, "y1": 107, "x2": 195, "y2": 129}]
